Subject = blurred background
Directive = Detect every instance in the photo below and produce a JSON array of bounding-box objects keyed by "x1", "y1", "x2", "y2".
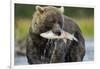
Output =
[{"x1": 14, "y1": 4, "x2": 94, "y2": 65}]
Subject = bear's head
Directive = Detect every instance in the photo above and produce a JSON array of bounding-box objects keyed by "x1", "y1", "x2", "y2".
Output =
[{"x1": 32, "y1": 6, "x2": 64, "y2": 36}]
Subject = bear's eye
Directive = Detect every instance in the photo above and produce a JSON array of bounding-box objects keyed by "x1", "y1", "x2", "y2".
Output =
[
  {"x1": 50, "y1": 20, "x2": 56, "y2": 23},
  {"x1": 58, "y1": 21, "x2": 62, "y2": 24}
]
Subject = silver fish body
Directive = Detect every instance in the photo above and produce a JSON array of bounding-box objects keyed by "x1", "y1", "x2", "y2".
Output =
[{"x1": 40, "y1": 30, "x2": 78, "y2": 43}]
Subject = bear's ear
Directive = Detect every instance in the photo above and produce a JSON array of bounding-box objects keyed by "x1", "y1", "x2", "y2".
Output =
[
  {"x1": 36, "y1": 6, "x2": 44, "y2": 13},
  {"x1": 58, "y1": 7, "x2": 64, "y2": 13}
]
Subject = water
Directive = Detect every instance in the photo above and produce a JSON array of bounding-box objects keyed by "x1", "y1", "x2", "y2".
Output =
[
  {"x1": 14, "y1": 56, "x2": 28, "y2": 65},
  {"x1": 83, "y1": 39, "x2": 94, "y2": 61},
  {"x1": 15, "y1": 39, "x2": 94, "y2": 65}
]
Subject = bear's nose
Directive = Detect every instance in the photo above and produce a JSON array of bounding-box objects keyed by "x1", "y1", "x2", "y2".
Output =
[{"x1": 53, "y1": 30, "x2": 61, "y2": 36}]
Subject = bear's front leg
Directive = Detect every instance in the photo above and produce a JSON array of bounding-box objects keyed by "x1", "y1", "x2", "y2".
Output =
[
  {"x1": 65, "y1": 31, "x2": 85, "y2": 62},
  {"x1": 26, "y1": 35, "x2": 42, "y2": 64}
]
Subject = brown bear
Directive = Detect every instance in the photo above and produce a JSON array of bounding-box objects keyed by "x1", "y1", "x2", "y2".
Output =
[{"x1": 26, "y1": 6, "x2": 85, "y2": 64}]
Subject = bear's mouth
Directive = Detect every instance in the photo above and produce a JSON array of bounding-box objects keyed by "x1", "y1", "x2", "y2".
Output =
[{"x1": 40, "y1": 29, "x2": 78, "y2": 43}]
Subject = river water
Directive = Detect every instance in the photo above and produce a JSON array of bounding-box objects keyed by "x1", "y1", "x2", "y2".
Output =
[{"x1": 15, "y1": 39, "x2": 94, "y2": 65}]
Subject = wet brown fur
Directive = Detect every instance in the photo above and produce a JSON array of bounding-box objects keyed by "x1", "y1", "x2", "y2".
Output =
[{"x1": 26, "y1": 6, "x2": 85, "y2": 64}]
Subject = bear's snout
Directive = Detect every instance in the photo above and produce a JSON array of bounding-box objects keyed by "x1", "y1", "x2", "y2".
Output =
[
  {"x1": 52, "y1": 23, "x2": 62, "y2": 36},
  {"x1": 52, "y1": 29, "x2": 61, "y2": 36}
]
